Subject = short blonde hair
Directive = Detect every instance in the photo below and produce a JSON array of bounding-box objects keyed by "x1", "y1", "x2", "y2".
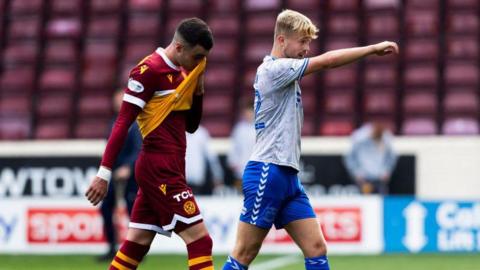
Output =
[{"x1": 274, "y1": 9, "x2": 318, "y2": 39}]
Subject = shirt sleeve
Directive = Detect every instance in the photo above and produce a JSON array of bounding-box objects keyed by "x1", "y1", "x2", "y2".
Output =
[
  {"x1": 123, "y1": 64, "x2": 157, "y2": 109},
  {"x1": 269, "y1": 58, "x2": 309, "y2": 89}
]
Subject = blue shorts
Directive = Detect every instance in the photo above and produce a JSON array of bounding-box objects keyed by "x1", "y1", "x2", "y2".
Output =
[{"x1": 240, "y1": 161, "x2": 316, "y2": 229}]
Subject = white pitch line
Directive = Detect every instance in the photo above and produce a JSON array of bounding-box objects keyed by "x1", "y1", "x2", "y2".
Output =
[{"x1": 250, "y1": 255, "x2": 302, "y2": 270}]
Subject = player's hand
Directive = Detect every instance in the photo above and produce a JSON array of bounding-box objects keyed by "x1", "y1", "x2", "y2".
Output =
[
  {"x1": 85, "y1": 177, "x2": 108, "y2": 206},
  {"x1": 372, "y1": 41, "x2": 399, "y2": 56},
  {"x1": 194, "y1": 71, "x2": 205, "y2": 96}
]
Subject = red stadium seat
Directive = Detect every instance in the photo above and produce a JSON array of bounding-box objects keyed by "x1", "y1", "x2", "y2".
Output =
[
  {"x1": 403, "y1": 92, "x2": 437, "y2": 115},
  {"x1": 444, "y1": 92, "x2": 479, "y2": 114},
  {"x1": 324, "y1": 38, "x2": 359, "y2": 51},
  {"x1": 82, "y1": 65, "x2": 116, "y2": 90},
  {"x1": 447, "y1": 12, "x2": 479, "y2": 35},
  {"x1": 302, "y1": 116, "x2": 316, "y2": 136},
  {"x1": 406, "y1": 0, "x2": 439, "y2": 10},
  {"x1": 328, "y1": 14, "x2": 359, "y2": 35},
  {"x1": 34, "y1": 120, "x2": 70, "y2": 139},
  {"x1": 442, "y1": 117, "x2": 479, "y2": 135},
  {"x1": 74, "y1": 118, "x2": 110, "y2": 139},
  {"x1": 39, "y1": 68, "x2": 76, "y2": 92},
  {"x1": 203, "y1": 94, "x2": 233, "y2": 116},
  {"x1": 87, "y1": 16, "x2": 121, "y2": 39},
  {"x1": 205, "y1": 65, "x2": 236, "y2": 89},
  {"x1": 446, "y1": 37, "x2": 478, "y2": 60},
  {"x1": 405, "y1": 39, "x2": 439, "y2": 61},
  {"x1": 208, "y1": 16, "x2": 240, "y2": 37},
  {"x1": 46, "y1": 18, "x2": 82, "y2": 39},
  {"x1": 10, "y1": 0, "x2": 43, "y2": 15},
  {"x1": 402, "y1": 117, "x2": 437, "y2": 135},
  {"x1": 245, "y1": 0, "x2": 281, "y2": 11},
  {"x1": 8, "y1": 16, "x2": 41, "y2": 40},
  {"x1": 78, "y1": 93, "x2": 113, "y2": 117},
  {"x1": 90, "y1": 0, "x2": 122, "y2": 14},
  {"x1": 127, "y1": 14, "x2": 160, "y2": 38},
  {"x1": 0, "y1": 96, "x2": 31, "y2": 117},
  {"x1": 169, "y1": 0, "x2": 203, "y2": 12},
  {"x1": 444, "y1": 62, "x2": 479, "y2": 87},
  {"x1": 208, "y1": 39, "x2": 238, "y2": 62},
  {"x1": 0, "y1": 116, "x2": 31, "y2": 140},
  {"x1": 324, "y1": 91, "x2": 355, "y2": 114},
  {"x1": 50, "y1": 0, "x2": 82, "y2": 15},
  {"x1": 324, "y1": 66, "x2": 358, "y2": 88},
  {"x1": 405, "y1": 10, "x2": 438, "y2": 36},
  {"x1": 209, "y1": 0, "x2": 241, "y2": 13},
  {"x1": 365, "y1": 0, "x2": 400, "y2": 10},
  {"x1": 202, "y1": 117, "x2": 232, "y2": 137},
  {"x1": 0, "y1": 67, "x2": 35, "y2": 90},
  {"x1": 366, "y1": 14, "x2": 399, "y2": 38},
  {"x1": 404, "y1": 64, "x2": 438, "y2": 87},
  {"x1": 36, "y1": 94, "x2": 72, "y2": 118},
  {"x1": 128, "y1": 0, "x2": 162, "y2": 12},
  {"x1": 319, "y1": 118, "x2": 355, "y2": 136},
  {"x1": 329, "y1": 0, "x2": 360, "y2": 12},
  {"x1": 363, "y1": 90, "x2": 396, "y2": 114},
  {"x1": 447, "y1": 0, "x2": 479, "y2": 9},
  {"x1": 84, "y1": 40, "x2": 117, "y2": 65},
  {"x1": 364, "y1": 64, "x2": 397, "y2": 87},
  {"x1": 301, "y1": 91, "x2": 317, "y2": 115},
  {"x1": 124, "y1": 41, "x2": 157, "y2": 64},
  {"x1": 245, "y1": 40, "x2": 271, "y2": 63},
  {"x1": 246, "y1": 14, "x2": 277, "y2": 36},
  {"x1": 44, "y1": 40, "x2": 77, "y2": 65},
  {"x1": 3, "y1": 41, "x2": 37, "y2": 65}
]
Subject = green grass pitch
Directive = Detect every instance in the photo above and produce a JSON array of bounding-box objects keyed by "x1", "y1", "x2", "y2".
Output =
[{"x1": 1, "y1": 254, "x2": 479, "y2": 270}]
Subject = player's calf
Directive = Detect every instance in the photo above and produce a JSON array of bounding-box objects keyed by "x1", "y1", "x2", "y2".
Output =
[
  {"x1": 187, "y1": 234, "x2": 214, "y2": 270},
  {"x1": 109, "y1": 240, "x2": 150, "y2": 270}
]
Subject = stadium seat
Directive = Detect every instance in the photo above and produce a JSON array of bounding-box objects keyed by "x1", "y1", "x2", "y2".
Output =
[
  {"x1": 328, "y1": 0, "x2": 360, "y2": 12},
  {"x1": 402, "y1": 117, "x2": 437, "y2": 135},
  {"x1": 87, "y1": 16, "x2": 121, "y2": 39},
  {"x1": 324, "y1": 38, "x2": 359, "y2": 51},
  {"x1": 319, "y1": 118, "x2": 355, "y2": 136},
  {"x1": 208, "y1": 16, "x2": 240, "y2": 37},
  {"x1": 406, "y1": 0, "x2": 439, "y2": 10},
  {"x1": 0, "y1": 67, "x2": 35, "y2": 90},
  {"x1": 285, "y1": 0, "x2": 322, "y2": 11},
  {"x1": 301, "y1": 91, "x2": 316, "y2": 115},
  {"x1": 127, "y1": 14, "x2": 160, "y2": 38},
  {"x1": 124, "y1": 41, "x2": 157, "y2": 64},
  {"x1": 78, "y1": 93, "x2": 113, "y2": 117},
  {"x1": 0, "y1": 96, "x2": 31, "y2": 117},
  {"x1": 208, "y1": 39, "x2": 238, "y2": 62},
  {"x1": 245, "y1": 0, "x2": 281, "y2": 11},
  {"x1": 8, "y1": 16, "x2": 41, "y2": 40},
  {"x1": 246, "y1": 14, "x2": 277, "y2": 36},
  {"x1": 442, "y1": 117, "x2": 479, "y2": 135},
  {"x1": 90, "y1": 0, "x2": 122, "y2": 14},
  {"x1": 203, "y1": 94, "x2": 233, "y2": 116},
  {"x1": 324, "y1": 66, "x2": 358, "y2": 88},
  {"x1": 209, "y1": 0, "x2": 241, "y2": 13},
  {"x1": 302, "y1": 116, "x2": 316, "y2": 136},
  {"x1": 202, "y1": 118, "x2": 232, "y2": 137},
  {"x1": 444, "y1": 62, "x2": 479, "y2": 87},
  {"x1": 446, "y1": 37, "x2": 478, "y2": 60},
  {"x1": 363, "y1": 90, "x2": 396, "y2": 115},
  {"x1": 364, "y1": 64, "x2": 397, "y2": 87},
  {"x1": 84, "y1": 40, "x2": 117, "y2": 65},
  {"x1": 36, "y1": 95, "x2": 72, "y2": 119},
  {"x1": 245, "y1": 40, "x2": 272, "y2": 63},
  {"x1": 128, "y1": 0, "x2": 163, "y2": 12},
  {"x1": 447, "y1": 12, "x2": 478, "y2": 35},
  {"x1": 0, "y1": 116, "x2": 31, "y2": 140},
  {"x1": 443, "y1": 92, "x2": 479, "y2": 115},
  {"x1": 324, "y1": 91, "x2": 355, "y2": 114},
  {"x1": 364, "y1": 0, "x2": 401, "y2": 10},
  {"x1": 44, "y1": 40, "x2": 77, "y2": 65},
  {"x1": 10, "y1": 0, "x2": 43, "y2": 15},
  {"x1": 169, "y1": 0, "x2": 203, "y2": 12},
  {"x1": 403, "y1": 92, "x2": 437, "y2": 115},
  {"x1": 447, "y1": 0, "x2": 479, "y2": 9},
  {"x1": 405, "y1": 39, "x2": 439, "y2": 62},
  {"x1": 82, "y1": 65, "x2": 116, "y2": 90},
  {"x1": 74, "y1": 118, "x2": 110, "y2": 139},
  {"x1": 46, "y1": 18, "x2": 82, "y2": 39},
  {"x1": 39, "y1": 68, "x2": 76, "y2": 93},
  {"x1": 328, "y1": 14, "x2": 359, "y2": 35},
  {"x1": 404, "y1": 64, "x2": 438, "y2": 87},
  {"x1": 34, "y1": 120, "x2": 70, "y2": 139},
  {"x1": 3, "y1": 41, "x2": 38, "y2": 65},
  {"x1": 405, "y1": 10, "x2": 438, "y2": 37},
  {"x1": 205, "y1": 65, "x2": 236, "y2": 90},
  {"x1": 366, "y1": 14, "x2": 399, "y2": 38},
  {"x1": 50, "y1": 0, "x2": 82, "y2": 15}
]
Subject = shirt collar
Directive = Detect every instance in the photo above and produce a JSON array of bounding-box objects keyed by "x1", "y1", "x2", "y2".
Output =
[{"x1": 156, "y1": 47, "x2": 180, "y2": 71}]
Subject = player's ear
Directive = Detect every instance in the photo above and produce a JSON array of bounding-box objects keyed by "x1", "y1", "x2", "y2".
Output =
[
  {"x1": 174, "y1": 41, "x2": 184, "y2": 53},
  {"x1": 277, "y1": 34, "x2": 285, "y2": 47}
]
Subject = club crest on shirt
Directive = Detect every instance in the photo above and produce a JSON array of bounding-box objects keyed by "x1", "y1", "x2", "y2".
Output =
[
  {"x1": 167, "y1": 74, "x2": 173, "y2": 83},
  {"x1": 140, "y1": 64, "x2": 149, "y2": 74},
  {"x1": 183, "y1": 201, "x2": 196, "y2": 215},
  {"x1": 128, "y1": 78, "x2": 144, "y2": 93},
  {"x1": 159, "y1": 184, "x2": 167, "y2": 195}
]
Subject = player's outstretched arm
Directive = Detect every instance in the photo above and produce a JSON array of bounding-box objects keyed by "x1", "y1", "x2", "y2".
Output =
[{"x1": 304, "y1": 41, "x2": 399, "y2": 76}]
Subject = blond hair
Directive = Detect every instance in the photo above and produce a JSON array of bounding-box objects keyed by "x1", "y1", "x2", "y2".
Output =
[{"x1": 274, "y1": 9, "x2": 318, "y2": 39}]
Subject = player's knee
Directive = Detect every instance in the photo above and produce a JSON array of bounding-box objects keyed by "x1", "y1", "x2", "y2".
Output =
[
  {"x1": 306, "y1": 239, "x2": 328, "y2": 257},
  {"x1": 233, "y1": 241, "x2": 262, "y2": 264}
]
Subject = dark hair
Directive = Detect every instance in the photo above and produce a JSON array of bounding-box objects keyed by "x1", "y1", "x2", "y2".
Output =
[{"x1": 176, "y1": 18, "x2": 214, "y2": 50}]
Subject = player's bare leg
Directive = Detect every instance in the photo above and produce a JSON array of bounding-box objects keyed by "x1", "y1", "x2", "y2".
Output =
[
  {"x1": 178, "y1": 222, "x2": 215, "y2": 270},
  {"x1": 224, "y1": 221, "x2": 269, "y2": 269},
  {"x1": 285, "y1": 218, "x2": 330, "y2": 269},
  {"x1": 108, "y1": 228, "x2": 155, "y2": 270}
]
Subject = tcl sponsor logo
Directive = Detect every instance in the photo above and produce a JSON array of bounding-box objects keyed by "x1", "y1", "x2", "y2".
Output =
[{"x1": 265, "y1": 207, "x2": 362, "y2": 244}]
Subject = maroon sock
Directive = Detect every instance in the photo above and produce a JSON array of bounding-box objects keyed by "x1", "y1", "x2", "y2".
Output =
[
  {"x1": 187, "y1": 235, "x2": 214, "y2": 270},
  {"x1": 109, "y1": 240, "x2": 150, "y2": 270}
]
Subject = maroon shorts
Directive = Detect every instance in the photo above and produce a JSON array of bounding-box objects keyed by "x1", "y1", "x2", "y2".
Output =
[{"x1": 129, "y1": 151, "x2": 202, "y2": 236}]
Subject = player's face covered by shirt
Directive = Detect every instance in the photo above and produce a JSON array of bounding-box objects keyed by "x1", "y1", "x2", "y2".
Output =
[{"x1": 176, "y1": 43, "x2": 209, "y2": 71}]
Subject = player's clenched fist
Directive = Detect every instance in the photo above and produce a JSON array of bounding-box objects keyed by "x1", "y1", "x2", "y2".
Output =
[
  {"x1": 85, "y1": 176, "x2": 108, "y2": 206},
  {"x1": 372, "y1": 41, "x2": 399, "y2": 56}
]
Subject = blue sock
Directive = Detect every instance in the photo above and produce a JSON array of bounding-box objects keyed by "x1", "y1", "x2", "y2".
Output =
[
  {"x1": 305, "y1": 255, "x2": 330, "y2": 270},
  {"x1": 223, "y1": 255, "x2": 248, "y2": 270}
]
